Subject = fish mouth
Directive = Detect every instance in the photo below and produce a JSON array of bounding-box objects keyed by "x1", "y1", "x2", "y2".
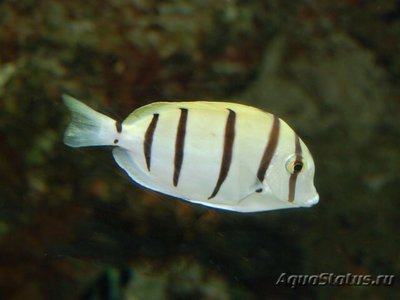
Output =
[{"x1": 304, "y1": 194, "x2": 319, "y2": 207}]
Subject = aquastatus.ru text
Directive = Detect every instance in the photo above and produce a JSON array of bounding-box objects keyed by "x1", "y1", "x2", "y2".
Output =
[{"x1": 275, "y1": 273, "x2": 395, "y2": 288}]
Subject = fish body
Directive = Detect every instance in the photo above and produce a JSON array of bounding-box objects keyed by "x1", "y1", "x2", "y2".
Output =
[{"x1": 63, "y1": 95, "x2": 319, "y2": 212}]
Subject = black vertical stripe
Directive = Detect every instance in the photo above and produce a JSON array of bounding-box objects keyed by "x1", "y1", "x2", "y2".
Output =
[
  {"x1": 208, "y1": 109, "x2": 236, "y2": 199},
  {"x1": 115, "y1": 121, "x2": 122, "y2": 133},
  {"x1": 288, "y1": 134, "x2": 302, "y2": 202},
  {"x1": 257, "y1": 115, "x2": 280, "y2": 182},
  {"x1": 143, "y1": 114, "x2": 159, "y2": 171},
  {"x1": 173, "y1": 108, "x2": 188, "y2": 186}
]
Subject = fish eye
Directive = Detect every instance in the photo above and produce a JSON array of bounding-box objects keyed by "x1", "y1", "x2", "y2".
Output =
[{"x1": 286, "y1": 158, "x2": 305, "y2": 174}]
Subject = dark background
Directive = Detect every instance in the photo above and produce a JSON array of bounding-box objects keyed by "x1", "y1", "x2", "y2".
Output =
[{"x1": 0, "y1": 0, "x2": 399, "y2": 299}]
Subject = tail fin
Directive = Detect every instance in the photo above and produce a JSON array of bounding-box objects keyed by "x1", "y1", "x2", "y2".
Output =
[{"x1": 63, "y1": 95, "x2": 117, "y2": 148}]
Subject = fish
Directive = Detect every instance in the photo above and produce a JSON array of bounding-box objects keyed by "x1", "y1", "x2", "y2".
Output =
[{"x1": 63, "y1": 95, "x2": 319, "y2": 212}]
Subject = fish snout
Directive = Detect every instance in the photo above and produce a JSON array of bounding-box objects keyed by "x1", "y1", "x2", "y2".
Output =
[{"x1": 304, "y1": 194, "x2": 319, "y2": 207}]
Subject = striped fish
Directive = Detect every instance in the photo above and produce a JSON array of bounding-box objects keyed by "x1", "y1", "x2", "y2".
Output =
[{"x1": 63, "y1": 95, "x2": 319, "y2": 212}]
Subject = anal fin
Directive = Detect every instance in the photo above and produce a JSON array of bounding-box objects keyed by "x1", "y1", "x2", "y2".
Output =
[{"x1": 112, "y1": 147, "x2": 177, "y2": 197}]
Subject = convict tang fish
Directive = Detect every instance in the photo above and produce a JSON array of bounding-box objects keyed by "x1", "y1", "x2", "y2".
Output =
[{"x1": 63, "y1": 95, "x2": 319, "y2": 212}]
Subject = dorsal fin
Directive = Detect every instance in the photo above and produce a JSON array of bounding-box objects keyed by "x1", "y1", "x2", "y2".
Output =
[
  {"x1": 123, "y1": 101, "x2": 265, "y2": 125},
  {"x1": 123, "y1": 102, "x2": 185, "y2": 125}
]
